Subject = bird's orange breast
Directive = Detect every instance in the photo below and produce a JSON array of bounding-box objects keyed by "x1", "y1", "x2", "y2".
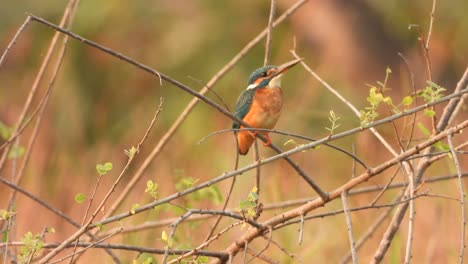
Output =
[
  {"x1": 236, "y1": 87, "x2": 283, "y2": 155},
  {"x1": 242, "y1": 87, "x2": 283, "y2": 129}
]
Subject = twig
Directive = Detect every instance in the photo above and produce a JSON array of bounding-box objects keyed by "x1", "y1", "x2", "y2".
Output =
[
  {"x1": 4, "y1": 140, "x2": 18, "y2": 263},
  {"x1": 370, "y1": 167, "x2": 401, "y2": 206},
  {"x1": 0, "y1": 16, "x2": 31, "y2": 68},
  {"x1": 276, "y1": 190, "x2": 430, "y2": 231},
  {"x1": 437, "y1": 68, "x2": 468, "y2": 132},
  {"x1": 0, "y1": 242, "x2": 227, "y2": 259},
  {"x1": 254, "y1": 140, "x2": 261, "y2": 207},
  {"x1": 265, "y1": 235, "x2": 303, "y2": 264},
  {"x1": 167, "y1": 221, "x2": 242, "y2": 264},
  {"x1": 71, "y1": 168, "x2": 104, "y2": 263},
  {"x1": 48, "y1": 227, "x2": 123, "y2": 264},
  {"x1": 447, "y1": 134, "x2": 466, "y2": 264},
  {"x1": 245, "y1": 248, "x2": 278, "y2": 264},
  {"x1": 199, "y1": 127, "x2": 370, "y2": 171},
  {"x1": 397, "y1": 52, "x2": 418, "y2": 150},
  {"x1": 162, "y1": 211, "x2": 192, "y2": 263},
  {"x1": 341, "y1": 191, "x2": 357, "y2": 264},
  {"x1": 246, "y1": 227, "x2": 272, "y2": 264},
  {"x1": 243, "y1": 241, "x2": 249, "y2": 263},
  {"x1": 298, "y1": 213, "x2": 304, "y2": 245},
  {"x1": 426, "y1": 0, "x2": 437, "y2": 49},
  {"x1": 339, "y1": 205, "x2": 394, "y2": 264},
  {"x1": 404, "y1": 167, "x2": 416, "y2": 264},
  {"x1": 263, "y1": 0, "x2": 276, "y2": 67}
]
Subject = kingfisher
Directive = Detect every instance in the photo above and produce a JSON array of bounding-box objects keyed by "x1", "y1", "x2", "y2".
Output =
[{"x1": 232, "y1": 58, "x2": 302, "y2": 155}]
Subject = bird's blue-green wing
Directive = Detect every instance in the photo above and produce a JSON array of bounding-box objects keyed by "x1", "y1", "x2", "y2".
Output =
[{"x1": 232, "y1": 89, "x2": 255, "y2": 129}]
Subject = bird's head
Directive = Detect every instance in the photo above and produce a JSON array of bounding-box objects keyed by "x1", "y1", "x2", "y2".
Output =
[{"x1": 246, "y1": 58, "x2": 302, "y2": 90}]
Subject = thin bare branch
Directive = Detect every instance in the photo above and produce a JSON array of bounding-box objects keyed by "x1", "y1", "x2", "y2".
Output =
[
  {"x1": 263, "y1": 0, "x2": 276, "y2": 67},
  {"x1": 0, "y1": 16, "x2": 31, "y2": 68},
  {"x1": 167, "y1": 221, "x2": 242, "y2": 264},
  {"x1": 339, "y1": 205, "x2": 394, "y2": 264},
  {"x1": 199, "y1": 127, "x2": 370, "y2": 171},
  {"x1": 0, "y1": 242, "x2": 227, "y2": 259},
  {"x1": 341, "y1": 191, "x2": 357, "y2": 264},
  {"x1": 448, "y1": 134, "x2": 466, "y2": 264}
]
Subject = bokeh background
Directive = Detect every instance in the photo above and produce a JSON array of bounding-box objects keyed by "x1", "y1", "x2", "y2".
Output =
[{"x1": 1, "y1": 0, "x2": 467, "y2": 263}]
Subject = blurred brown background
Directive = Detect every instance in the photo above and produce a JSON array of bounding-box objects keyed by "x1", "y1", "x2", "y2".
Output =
[{"x1": 1, "y1": 0, "x2": 467, "y2": 263}]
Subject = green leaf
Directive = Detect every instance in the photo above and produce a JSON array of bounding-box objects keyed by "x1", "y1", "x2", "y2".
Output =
[
  {"x1": 8, "y1": 145, "x2": 24, "y2": 159},
  {"x1": 386, "y1": 67, "x2": 392, "y2": 75},
  {"x1": 74, "y1": 193, "x2": 87, "y2": 204},
  {"x1": 239, "y1": 200, "x2": 256, "y2": 210},
  {"x1": 161, "y1": 231, "x2": 168, "y2": 242},
  {"x1": 142, "y1": 256, "x2": 154, "y2": 264},
  {"x1": 197, "y1": 256, "x2": 209, "y2": 264},
  {"x1": 402, "y1": 96, "x2": 413, "y2": 106},
  {"x1": 176, "y1": 177, "x2": 199, "y2": 191},
  {"x1": 0, "y1": 209, "x2": 15, "y2": 220},
  {"x1": 124, "y1": 146, "x2": 138, "y2": 158},
  {"x1": 130, "y1": 203, "x2": 140, "y2": 214},
  {"x1": 96, "y1": 162, "x2": 113, "y2": 175},
  {"x1": 433, "y1": 141, "x2": 450, "y2": 151},
  {"x1": 417, "y1": 123, "x2": 431, "y2": 136},
  {"x1": 145, "y1": 180, "x2": 158, "y2": 199},
  {"x1": 0, "y1": 121, "x2": 12, "y2": 140},
  {"x1": 283, "y1": 139, "x2": 297, "y2": 146},
  {"x1": 424, "y1": 109, "x2": 436, "y2": 117},
  {"x1": 96, "y1": 223, "x2": 105, "y2": 231}
]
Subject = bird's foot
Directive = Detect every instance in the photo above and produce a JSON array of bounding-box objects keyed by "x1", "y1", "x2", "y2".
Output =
[{"x1": 263, "y1": 134, "x2": 271, "y2": 147}]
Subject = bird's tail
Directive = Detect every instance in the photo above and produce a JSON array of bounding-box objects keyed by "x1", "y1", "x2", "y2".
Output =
[{"x1": 236, "y1": 130, "x2": 256, "y2": 155}]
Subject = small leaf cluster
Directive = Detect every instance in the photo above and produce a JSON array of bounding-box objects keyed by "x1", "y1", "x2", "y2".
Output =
[
  {"x1": 360, "y1": 68, "x2": 395, "y2": 126},
  {"x1": 0, "y1": 121, "x2": 12, "y2": 140},
  {"x1": 417, "y1": 123, "x2": 449, "y2": 151},
  {"x1": 145, "y1": 180, "x2": 159, "y2": 199},
  {"x1": 418, "y1": 81, "x2": 446, "y2": 103},
  {"x1": 124, "y1": 146, "x2": 138, "y2": 158},
  {"x1": 238, "y1": 186, "x2": 259, "y2": 218},
  {"x1": 8, "y1": 145, "x2": 25, "y2": 159},
  {"x1": 360, "y1": 86, "x2": 393, "y2": 127},
  {"x1": 325, "y1": 110, "x2": 341, "y2": 135},
  {"x1": 74, "y1": 193, "x2": 87, "y2": 204},
  {"x1": 418, "y1": 81, "x2": 446, "y2": 117},
  {"x1": 17, "y1": 232, "x2": 44, "y2": 264},
  {"x1": 133, "y1": 253, "x2": 156, "y2": 264},
  {"x1": 132, "y1": 253, "x2": 157, "y2": 264},
  {"x1": 161, "y1": 230, "x2": 174, "y2": 248},
  {"x1": 96, "y1": 162, "x2": 113, "y2": 175},
  {"x1": 0, "y1": 209, "x2": 15, "y2": 221},
  {"x1": 176, "y1": 177, "x2": 223, "y2": 206}
]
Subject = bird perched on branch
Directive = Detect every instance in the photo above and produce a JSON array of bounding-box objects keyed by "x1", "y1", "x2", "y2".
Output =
[{"x1": 232, "y1": 58, "x2": 302, "y2": 155}]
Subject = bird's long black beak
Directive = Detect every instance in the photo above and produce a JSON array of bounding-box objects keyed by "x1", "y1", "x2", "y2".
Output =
[{"x1": 272, "y1": 58, "x2": 303, "y2": 77}]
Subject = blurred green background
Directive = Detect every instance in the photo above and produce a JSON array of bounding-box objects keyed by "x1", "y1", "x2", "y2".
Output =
[{"x1": 1, "y1": 0, "x2": 467, "y2": 263}]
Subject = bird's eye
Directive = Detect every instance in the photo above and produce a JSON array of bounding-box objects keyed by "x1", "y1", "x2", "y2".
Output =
[{"x1": 262, "y1": 72, "x2": 267, "y2": 77}]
